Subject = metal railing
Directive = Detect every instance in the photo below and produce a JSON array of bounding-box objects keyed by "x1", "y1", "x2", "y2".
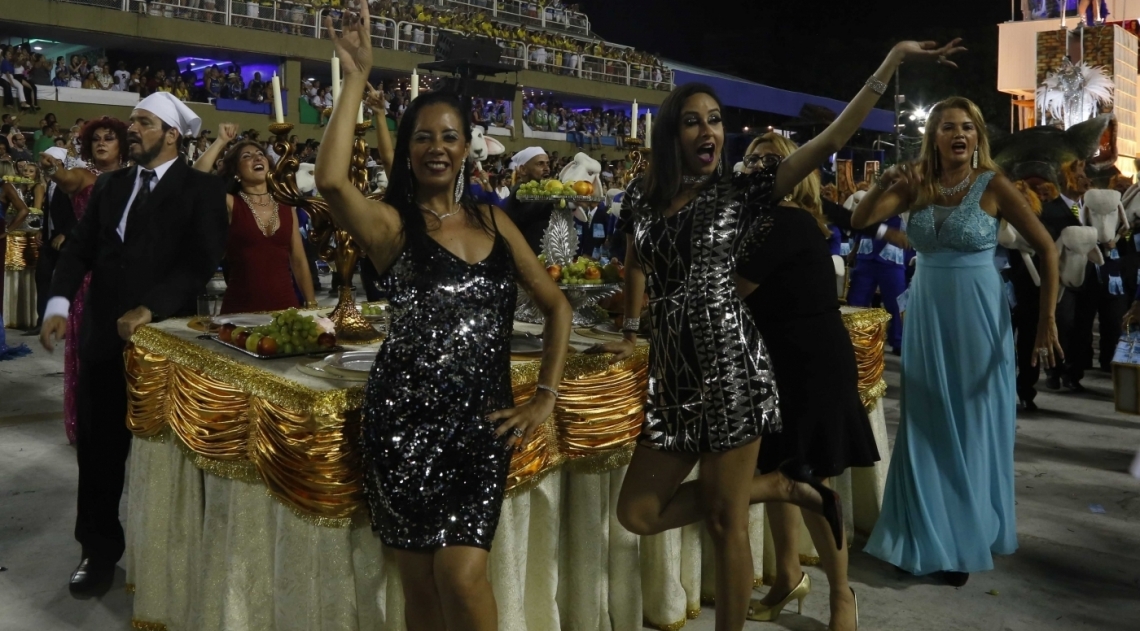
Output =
[
  {"x1": 442, "y1": 0, "x2": 590, "y2": 37},
  {"x1": 48, "y1": 0, "x2": 672, "y2": 89}
]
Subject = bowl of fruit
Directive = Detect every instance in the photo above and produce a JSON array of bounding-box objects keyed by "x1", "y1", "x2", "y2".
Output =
[
  {"x1": 516, "y1": 179, "x2": 604, "y2": 203},
  {"x1": 518, "y1": 256, "x2": 624, "y2": 326},
  {"x1": 214, "y1": 308, "x2": 340, "y2": 359}
]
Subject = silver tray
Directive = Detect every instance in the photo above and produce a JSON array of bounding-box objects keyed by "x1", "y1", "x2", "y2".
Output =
[{"x1": 200, "y1": 335, "x2": 345, "y2": 360}]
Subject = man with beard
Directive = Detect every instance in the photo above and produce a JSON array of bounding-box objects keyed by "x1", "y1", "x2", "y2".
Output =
[
  {"x1": 39, "y1": 92, "x2": 228, "y2": 597},
  {"x1": 504, "y1": 146, "x2": 552, "y2": 254}
]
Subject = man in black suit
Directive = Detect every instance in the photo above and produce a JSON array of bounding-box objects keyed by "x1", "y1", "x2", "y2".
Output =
[
  {"x1": 30, "y1": 147, "x2": 76, "y2": 335},
  {"x1": 1010, "y1": 185, "x2": 1082, "y2": 409},
  {"x1": 39, "y1": 93, "x2": 229, "y2": 597}
]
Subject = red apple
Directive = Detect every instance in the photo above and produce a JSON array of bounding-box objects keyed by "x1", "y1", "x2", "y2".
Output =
[
  {"x1": 546, "y1": 264, "x2": 562, "y2": 282},
  {"x1": 233, "y1": 330, "x2": 250, "y2": 349},
  {"x1": 257, "y1": 336, "x2": 279, "y2": 356},
  {"x1": 317, "y1": 332, "x2": 337, "y2": 348},
  {"x1": 218, "y1": 323, "x2": 236, "y2": 343}
]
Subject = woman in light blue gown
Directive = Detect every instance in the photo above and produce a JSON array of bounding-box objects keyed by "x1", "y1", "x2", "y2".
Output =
[{"x1": 852, "y1": 97, "x2": 1064, "y2": 586}]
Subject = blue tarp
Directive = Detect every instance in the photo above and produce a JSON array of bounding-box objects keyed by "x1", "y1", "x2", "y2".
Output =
[{"x1": 671, "y1": 69, "x2": 896, "y2": 134}]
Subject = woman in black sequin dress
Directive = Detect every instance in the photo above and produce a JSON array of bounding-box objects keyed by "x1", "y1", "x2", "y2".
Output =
[
  {"x1": 592, "y1": 40, "x2": 965, "y2": 631},
  {"x1": 318, "y1": 9, "x2": 571, "y2": 631}
]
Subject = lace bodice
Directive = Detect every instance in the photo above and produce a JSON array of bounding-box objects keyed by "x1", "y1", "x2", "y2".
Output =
[{"x1": 908, "y1": 171, "x2": 998, "y2": 253}]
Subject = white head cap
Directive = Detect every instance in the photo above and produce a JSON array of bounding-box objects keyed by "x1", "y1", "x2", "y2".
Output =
[
  {"x1": 508, "y1": 146, "x2": 547, "y2": 171},
  {"x1": 133, "y1": 92, "x2": 202, "y2": 137}
]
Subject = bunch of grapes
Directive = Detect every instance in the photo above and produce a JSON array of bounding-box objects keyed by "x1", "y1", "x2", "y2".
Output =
[
  {"x1": 517, "y1": 179, "x2": 566, "y2": 198},
  {"x1": 253, "y1": 309, "x2": 323, "y2": 355},
  {"x1": 561, "y1": 257, "x2": 603, "y2": 285}
]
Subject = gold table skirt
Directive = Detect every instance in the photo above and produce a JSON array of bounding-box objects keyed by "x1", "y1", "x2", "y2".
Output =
[{"x1": 124, "y1": 308, "x2": 889, "y2": 527}]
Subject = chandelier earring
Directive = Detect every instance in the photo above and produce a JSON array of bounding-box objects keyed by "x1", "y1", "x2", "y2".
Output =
[
  {"x1": 972, "y1": 147, "x2": 979, "y2": 169},
  {"x1": 716, "y1": 157, "x2": 723, "y2": 178},
  {"x1": 454, "y1": 170, "x2": 465, "y2": 204}
]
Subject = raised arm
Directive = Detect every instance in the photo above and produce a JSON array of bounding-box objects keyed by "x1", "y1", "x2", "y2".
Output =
[
  {"x1": 40, "y1": 154, "x2": 96, "y2": 197},
  {"x1": 851, "y1": 162, "x2": 919, "y2": 229},
  {"x1": 991, "y1": 174, "x2": 1063, "y2": 367},
  {"x1": 364, "y1": 82, "x2": 395, "y2": 174},
  {"x1": 192, "y1": 123, "x2": 238, "y2": 173},
  {"x1": 314, "y1": 4, "x2": 400, "y2": 254},
  {"x1": 774, "y1": 39, "x2": 966, "y2": 200}
]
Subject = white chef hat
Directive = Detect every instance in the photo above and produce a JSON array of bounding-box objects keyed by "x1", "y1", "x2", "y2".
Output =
[
  {"x1": 134, "y1": 92, "x2": 202, "y2": 137},
  {"x1": 508, "y1": 146, "x2": 547, "y2": 171}
]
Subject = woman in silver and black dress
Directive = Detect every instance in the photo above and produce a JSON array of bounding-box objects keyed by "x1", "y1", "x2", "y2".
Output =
[
  {"x1": 318, "y1": 9, "x2": 572, "y2": 631},
  {"x1": 594, "y1": 40, "x2": 965, "y2": 631}
]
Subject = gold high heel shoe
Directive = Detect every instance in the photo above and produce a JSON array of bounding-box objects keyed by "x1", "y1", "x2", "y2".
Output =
[{"x1": 747, "y1": 572, "x2": 811, "y2": 622}]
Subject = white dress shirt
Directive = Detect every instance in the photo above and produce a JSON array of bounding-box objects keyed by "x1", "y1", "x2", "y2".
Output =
[{"x1": 43, "y1": 157, "x2": 179, "y2": 323}]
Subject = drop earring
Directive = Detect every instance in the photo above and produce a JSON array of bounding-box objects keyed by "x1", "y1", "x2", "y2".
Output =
[
  {"x1": 454, "y1": 170, "x2": 464, "y2": 204},
  {"x1": 934, "y1": 151, "x2": 942, "y2": 177},
  {"x1": 972, "y1": 147, "x2": 979, "y2": 169},
  {"x1": 716, "y1": 158, "x2": 723, "y2": 178}
]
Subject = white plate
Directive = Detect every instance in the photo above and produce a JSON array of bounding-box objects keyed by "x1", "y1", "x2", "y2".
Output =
[
  {"x1": 296, "y1": 359, "x2": 368, "y2": 382},
  {"x1": 324, "y1": 350, "x2": 378, "y2": 374},
  {"x1": 511, "y1": 332, "x2": 544, "y2": 354},
  {"x1": 591, "y1": 322, "x2": 623, "y2": 336},
  {"x1": 214, "y1": 314, "x2": 273, "y2": 328}
]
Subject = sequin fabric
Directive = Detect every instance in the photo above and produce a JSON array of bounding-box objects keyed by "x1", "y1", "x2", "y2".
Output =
[
  {"x1": 360, "y1": 223, "x2": 517, "y2": 550},
  {"x1": 622, "y1": 169, "x2": 781, "y2": 452},
  {"x1": 909, "y1": 171, "x2": 999, "y2": 253},
  {"x1": 65, "y1": 173, "x2": 100, "y2": 446}
]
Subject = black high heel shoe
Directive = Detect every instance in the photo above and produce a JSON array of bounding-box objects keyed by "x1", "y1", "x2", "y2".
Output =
[{"x1": 778, "y1": 458, "x2": 844, "y2": 551}]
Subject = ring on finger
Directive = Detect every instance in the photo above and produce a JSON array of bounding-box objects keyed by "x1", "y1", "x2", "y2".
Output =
[{"x1": 511, "y1": 427, "x2": 524, "y2": 438}]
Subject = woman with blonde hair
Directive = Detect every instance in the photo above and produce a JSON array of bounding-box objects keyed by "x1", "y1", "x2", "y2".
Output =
[
  {"x1": 736, "y1": 133, "x2": 879, "y2": 629},
  {"x1": 854, "y1": 97, "x2": 1063, "y2": 585}
]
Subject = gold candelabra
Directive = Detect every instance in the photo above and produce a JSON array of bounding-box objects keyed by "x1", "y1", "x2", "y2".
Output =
[
  {"x1": 265, "y1": 121, "x2": 384, "y2": 343},
  {"x1": 623, "y1": 137, "x2": 649, "y2": 186}
]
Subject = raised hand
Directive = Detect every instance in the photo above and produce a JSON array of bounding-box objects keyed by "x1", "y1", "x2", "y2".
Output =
[
  {"x1": 892, "y1": 39, "x2": 967, "y2": 68},
  {"x1": 217, "y1": 123, "x2": 239, "y2": 143},
  {"x1": 363, "y1": 82, "x2": 388, "y2": 113},
  {"x1": 324, "y1": 5, "x2": 373, "y2": 78}
]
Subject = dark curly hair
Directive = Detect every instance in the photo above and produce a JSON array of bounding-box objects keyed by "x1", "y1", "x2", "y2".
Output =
[
  {"x1": 218, "y1": 139, "x2": 266, "y2": 195},
  {"x1": 79, "y1": 116, "x2": 130, "y2": 165}
]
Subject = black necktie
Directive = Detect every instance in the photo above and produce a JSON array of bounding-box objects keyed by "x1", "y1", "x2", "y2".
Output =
[{"x1": 125, "y1": 169, "x2": 156, "y2": 240}]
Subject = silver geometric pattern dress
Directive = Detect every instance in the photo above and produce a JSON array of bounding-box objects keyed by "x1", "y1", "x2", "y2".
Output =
[{"x1": 621, "y1": 170, "x2": 781, "y2": 452}]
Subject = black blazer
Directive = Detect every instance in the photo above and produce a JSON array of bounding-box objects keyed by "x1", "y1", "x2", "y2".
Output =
[
  {"x1": 504, "y1": 185, "x2": 554, "y2": 255},
  {"x1": 50, "y1": 159, "x2": 229, "y2": 361},
  {"x1": 1008, "y1": 197, "x2": 1082, "y2": 299},
  {"x1": 41, "y1": 182, "x2": 76, "y2": 242}
]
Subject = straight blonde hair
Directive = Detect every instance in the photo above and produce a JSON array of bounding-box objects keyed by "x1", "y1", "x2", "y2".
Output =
[
  {"x1": 913, "y1": 97, "x2": 1001, "y2": 208},
  {"x1": 747, "y1": 133, "x2": 831, "y2": 237}
]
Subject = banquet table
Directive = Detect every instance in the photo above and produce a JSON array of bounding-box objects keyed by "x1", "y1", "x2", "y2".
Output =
[{"x1": 123, "y1": 306, "x2": 892, "y2": 631}]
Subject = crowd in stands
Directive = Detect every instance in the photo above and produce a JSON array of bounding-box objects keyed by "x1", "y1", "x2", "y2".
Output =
[
  {"x1": 60, "y1": 0, "x2": 670, "y2": 89},
  {"x1": 521, "y1": 95, "x2": 648, "y2": 149},
  {"x1": 5, "y1": 41, "x2": 277, "y2": 108}
]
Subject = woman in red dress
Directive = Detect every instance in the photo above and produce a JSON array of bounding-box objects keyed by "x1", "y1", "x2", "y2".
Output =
[
  {"x1": 193, "y1": 123, "x2": 316, "y2": 314},
  {"x1": 40, "y1": 117, "x2": 130, "y2": 444}
]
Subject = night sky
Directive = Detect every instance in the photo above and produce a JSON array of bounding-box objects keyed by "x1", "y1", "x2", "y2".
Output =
[{"x1": 577, "y1": 0, "x2": 1015, "y2": 128}]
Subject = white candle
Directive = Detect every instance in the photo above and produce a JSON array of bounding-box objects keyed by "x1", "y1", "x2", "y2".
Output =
[
  {"x1": 645, "y1": 111, "x2": 652, "y2": 148},
  {"x1": 410, "y1": 68, "x2": 419, "y2": 101},
  {"x1": 331, "y1": 56, "x2": 342, "y2": 103},
  {"x1": 271, "y1": 74, "x2": 284, "y2": 124},
  {"x1": 631, "y1": 100, "x2": 638, "y2": 139},
  {"x1": 357, "y1": 102, "x2": 365, "y2": 125}
]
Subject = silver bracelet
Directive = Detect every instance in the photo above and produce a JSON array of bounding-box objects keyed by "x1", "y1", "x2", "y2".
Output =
[
  {"x1": 535, "y1": 384, "x2": 559, "y2": 399},
  {"x1": 621, "y1": 317, "x2": 641, "y2": 332},
  {"x1": 865, "y1": 76, "x2": 888, "y2": 96}
]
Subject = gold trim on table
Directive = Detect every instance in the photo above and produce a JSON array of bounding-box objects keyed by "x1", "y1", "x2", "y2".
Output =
[
  {"x1": 124, "y1": 307, "x2": 889, "y2": 528},
  {"x1": 4, "y1": 231, "x2": 39, "y2": 271},
  {"x1": 125, "y1": 326, "x2": 650, "y2": 525}
]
